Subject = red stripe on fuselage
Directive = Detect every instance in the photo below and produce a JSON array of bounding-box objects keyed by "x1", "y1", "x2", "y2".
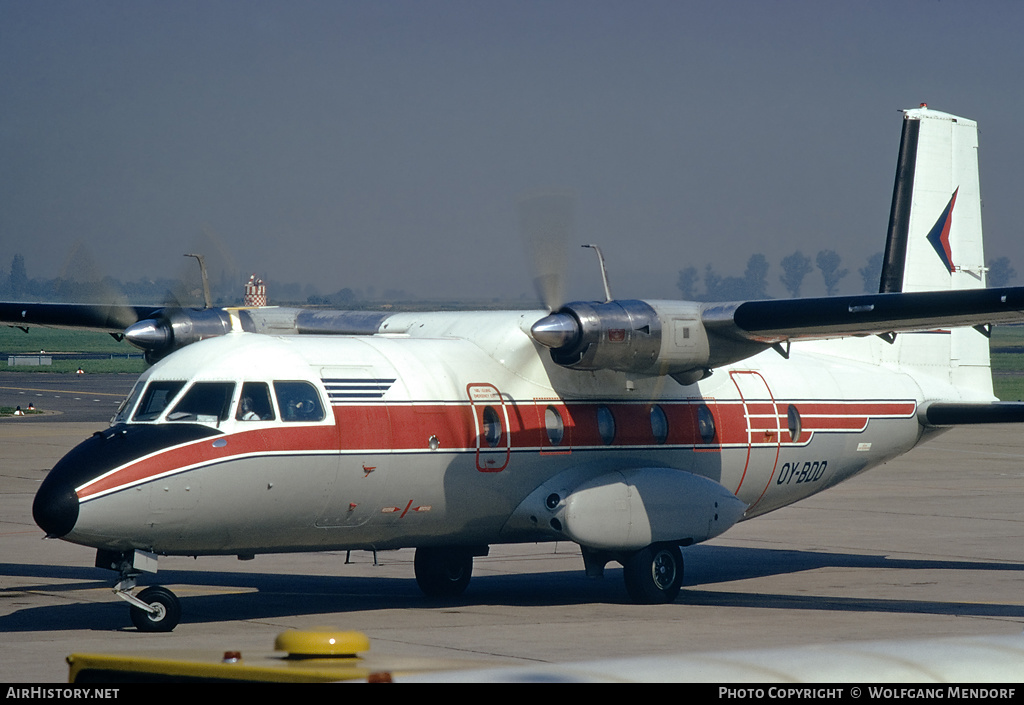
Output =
[
  {"x1": 76, "y1": 425, "x2": 339, "y2": 500},
  {"x1": 343, "y1": 400, "x2": 916, "y2": 449},
  {"x1": 76, "y1": 399, "x2": 916, "y2": 500}
]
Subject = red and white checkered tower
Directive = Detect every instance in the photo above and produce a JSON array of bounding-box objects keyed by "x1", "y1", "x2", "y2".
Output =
[{"x1": 243, "y1": 274, "x2": 267, "y2": 307}]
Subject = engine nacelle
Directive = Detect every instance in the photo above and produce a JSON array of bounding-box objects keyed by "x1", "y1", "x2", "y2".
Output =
[
  {"x1": 124, "y1": 308, "x2": 234, "y2": 363},
  {"x1": 122, "y1": 306, "x2": 394, "y2": 364},
  {"x1": 530, "y1": 300, "x2": 712, "y2": 384}
]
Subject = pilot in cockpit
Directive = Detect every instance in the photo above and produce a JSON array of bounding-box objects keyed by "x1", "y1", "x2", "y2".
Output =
[
  {"x1": 238, "y1": 396, "x2": 260, "y2": 421},
  {"x1": 236, "y1": 382, "x2": 275, "y2": 422}
]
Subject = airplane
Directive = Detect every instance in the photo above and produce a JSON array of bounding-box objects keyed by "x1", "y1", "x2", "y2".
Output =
[{"x1": 9, "y1": 105, "x2": 1024, "y2": 632}]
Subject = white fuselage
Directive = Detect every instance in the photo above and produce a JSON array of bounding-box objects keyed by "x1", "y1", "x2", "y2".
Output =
[{"x1": 59, "y1": 310, "x2": 959, "y2": 557}]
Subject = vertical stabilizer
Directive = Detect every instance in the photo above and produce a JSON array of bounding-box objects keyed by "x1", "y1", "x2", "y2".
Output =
[
  {"x1": 880, "y1": 106, "x2": 986, "y2": 293},
  {"x1": 878, "y1": 106, "x2": 992, "y2": 398}
]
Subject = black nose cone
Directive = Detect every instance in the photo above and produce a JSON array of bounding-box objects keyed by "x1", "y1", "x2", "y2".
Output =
[
  {"x1": 32, "y1": 423, "x2": 223, "y2": 539},
  {"x1": 33, "y1": 473, "x2": 79, "y2": 538}
]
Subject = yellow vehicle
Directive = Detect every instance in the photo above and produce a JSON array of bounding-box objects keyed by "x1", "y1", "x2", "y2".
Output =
[{"x1": 68, "y1": 628, "x2": 487, "y2": 683}]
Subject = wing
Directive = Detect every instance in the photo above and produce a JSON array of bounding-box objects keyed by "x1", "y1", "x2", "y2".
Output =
[
  {"x1": 0, "y1": 302, "x2": 162, "y2": 334},
  {"x1": 702, "y1": 286, "x2": 1024, "y2": 345},
  {"x1": 529, "y1": 287, "x2": 1024, "y2": 385}
]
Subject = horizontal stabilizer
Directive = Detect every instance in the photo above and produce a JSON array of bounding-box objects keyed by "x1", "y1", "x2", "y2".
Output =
[
  {"x1": 924, "y1": 402, "x2": 1024, "y2": 426},
  {"x1": 704, "y1": 286, "x2": 1024, "y2": 345}
]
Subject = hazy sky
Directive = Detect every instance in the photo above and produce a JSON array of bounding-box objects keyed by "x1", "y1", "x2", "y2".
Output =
[{"x1": 3, "y1": 1, "x2": 1023, "y2": 303}]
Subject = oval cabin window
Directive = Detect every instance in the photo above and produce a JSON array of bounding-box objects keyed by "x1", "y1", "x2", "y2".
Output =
[
  {"x1": 787, "y1": 404, "x2": 802, "y2": 442},
  {"x1": 650, "y1": 404, "x2": 669, "y2": 444},
  {"x1": 697, "y1": 405, "x2": 716, "y2": 444},
  {"x1": 545, "y1": 405, "x2": 564, "y2": 446},
  {"x1": 596, "y1": 405, "x2": 616, "y2": 445}
]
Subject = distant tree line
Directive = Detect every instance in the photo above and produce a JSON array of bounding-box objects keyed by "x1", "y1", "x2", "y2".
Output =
[
  {"x1": 0, "y1": 253, "x2": 411, "y2": 307},
  {"x1": 677, "y1": 250, "x2": 1018, "y2": 301},
  {"x1": 0, "y1": 253, "x2": 240, "y2": 306},
  {"x1": 1, "y1": 250, "x2": 1017, "y2": 308},
  {"x1": 988, "y1": 256, "x2": 1017, "y2": 288}
]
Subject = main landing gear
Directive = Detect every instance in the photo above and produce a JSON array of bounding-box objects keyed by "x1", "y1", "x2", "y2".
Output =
[
  {"x1": 622, "y1": 543, "x2": 684, "y2": 604},
  {"x1": 413, "y1": 546, "x2": 487, "y2": 599},
  {"x1": 411, "y1": 543, "x2": 683, "y2": 604},
  {"x1": 99, "y1": 549, "x2": 182, "y2": 632},
  {"x1": 582, "y1": 541, "x2": 685, "y2": 604}
]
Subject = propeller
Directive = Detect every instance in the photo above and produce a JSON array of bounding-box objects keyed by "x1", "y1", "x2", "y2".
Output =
[
  {"x1": 519, "y1": 192, "x2": 585, "y2": 351},
  {"x1": 519, "y1": 191, "x2": 574, "y2": 313},
  {"x1": 53, "y1": 240, "x2": 140, "y2": 330},
  {"x1": 121, "y1": 228, "x2": 241, "y2": 361}
]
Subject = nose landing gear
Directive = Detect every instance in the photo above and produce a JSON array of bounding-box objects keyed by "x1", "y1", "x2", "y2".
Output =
[
  {"x1": 101, "y1": 548, "x2": 182, "y2": 632},
  {"x1": 123, "y1": 584, "x2": 182, "y2": 632}
]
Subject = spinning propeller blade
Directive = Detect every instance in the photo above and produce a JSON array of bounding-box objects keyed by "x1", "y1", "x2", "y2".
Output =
[{"x1": 519, "y1": 192, "x2": 574, "y2": 312}]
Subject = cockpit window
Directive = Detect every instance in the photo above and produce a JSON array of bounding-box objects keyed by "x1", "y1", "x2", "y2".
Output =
[
  {"x1": 133, "y1": 381, "x2": 186, "y2": 422},
  {"x1": 274, "y1": 381, "x2": 325, "y2": 422},
  {"x1": 166, "y1": 382, "x2": 236, "y2": 423},
  {"x1": 236, "y1": 382, "x2": 275, "y2": 421},
  {"x1": 112, "y1": 382, "x2": 143, "y2": 425}
]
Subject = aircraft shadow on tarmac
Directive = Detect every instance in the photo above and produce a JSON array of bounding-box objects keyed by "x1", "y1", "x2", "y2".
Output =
[
  {"x1": 682, "y1": 544, "x2": 1024, "y2": 583},
  {"x1": 3, "y1": 544, "x2": 1024, "y2": 632}
]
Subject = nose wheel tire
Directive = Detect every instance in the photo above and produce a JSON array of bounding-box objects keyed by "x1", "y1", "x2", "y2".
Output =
[
  {"x1": 623, "y1": 543, "x2": 683, "y2": 604},
  {"x1": 414, "y1": 547, "x2": 473, "y2": 599},
  {"x1": 129, "y1": 586, "x2": 181, "y2": 632}
]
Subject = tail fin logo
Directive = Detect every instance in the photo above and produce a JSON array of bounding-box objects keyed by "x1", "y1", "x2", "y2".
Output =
[{"x1": 926, "y1": 188, "x2": 959, "y2": 273}]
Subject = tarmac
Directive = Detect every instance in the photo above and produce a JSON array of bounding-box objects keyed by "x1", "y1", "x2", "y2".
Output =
[{"x1": 1, "y1": 373, "x2": 1023, "y2": 682}]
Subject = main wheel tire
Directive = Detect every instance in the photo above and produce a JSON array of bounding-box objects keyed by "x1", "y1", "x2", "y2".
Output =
[
  {"x1": 414, "y1": 547, "x2": 473, "y2": 599},
  {"x1": 129, "y1": 585, "x2": 181, "y2": 632},
  {"x1": 623, "y1": 543, "x2": 683, "y2": 604}
]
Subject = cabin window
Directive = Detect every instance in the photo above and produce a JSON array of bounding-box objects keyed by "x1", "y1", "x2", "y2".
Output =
[
  {"x1": 236, "y1": 382, "x2": 275, "y2": 421},
  {"x1": 650, "y1": 404, "x2": 669, "y2": 444},
  {"x1": 697, "y1": 405, "x2": 716, "y2": 444},
  {"x1": 482, "y1": 405, "x2": 502, "y2": 447},
  {"x1": 167, "y1": 382, "x2": 236, "y2": 423},
  {"x1": 544, "y1": 405, "x2": 564, "y2": 446},
  {"x1": 596, "y1": 405, "x2": 616, "y2": 445},
  {"x1": 787, "y1": 404, "x2": 802, "y2": 442},
  {"x1": 274, "y1": 381, "x2": 326, "y2": 422},
  {"x1": 133, "y1": 381, "x2": 186, "y2": 422}
]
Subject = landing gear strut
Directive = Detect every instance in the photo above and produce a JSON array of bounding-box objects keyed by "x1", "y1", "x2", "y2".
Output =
[{"x1": 100, "y1": 549, "x2": 182, "y2": 632}]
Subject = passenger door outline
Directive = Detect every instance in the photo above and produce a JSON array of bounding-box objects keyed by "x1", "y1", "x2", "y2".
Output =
[
  {"x1": 468, "y1": 383, "x2": 511, "y2": 472},
  {"x1": 729, "y1": 370, "x2": 781, "y2": 502}
]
